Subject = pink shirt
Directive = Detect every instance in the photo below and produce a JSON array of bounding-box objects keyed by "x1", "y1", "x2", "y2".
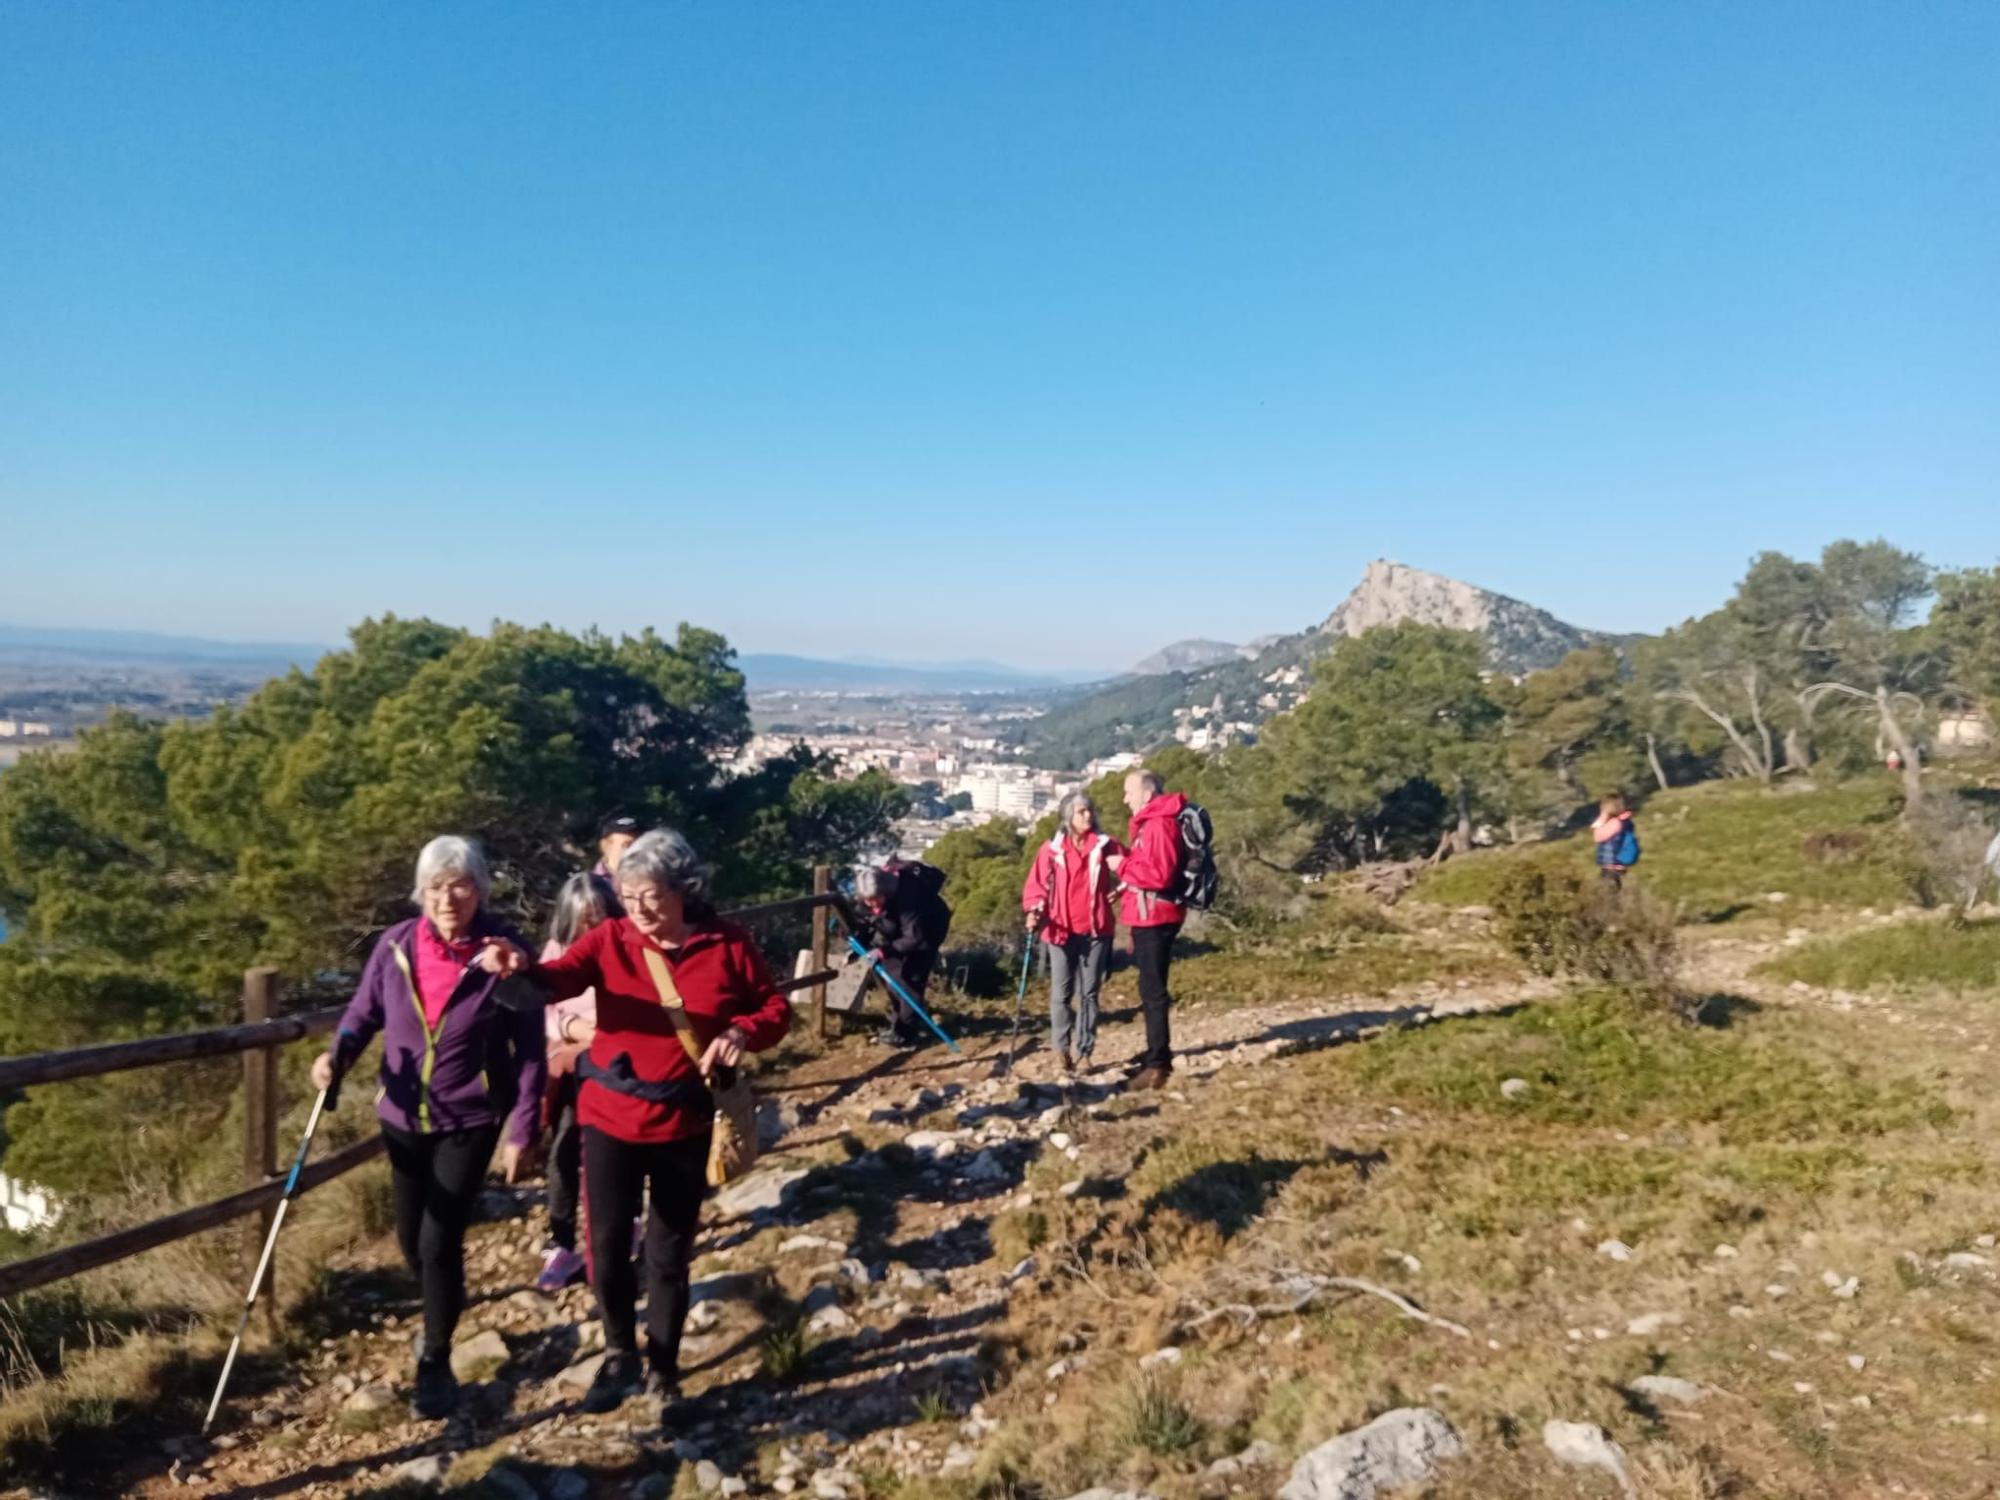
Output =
[
  {"x1": 542, "y1": 937, "x2": 599, "y2": 1075},
  {"x1": 413, "y1": 920, "x2": 478, "y2": 1029}
]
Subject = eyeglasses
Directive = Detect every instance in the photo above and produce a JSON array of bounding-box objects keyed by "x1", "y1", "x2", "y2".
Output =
[
  {"x1": 426, "y1": 878, "x2": 479, "y2": 900},
  {"x1": 619, "y1": 885, "x2": 673, "y2": 912}
]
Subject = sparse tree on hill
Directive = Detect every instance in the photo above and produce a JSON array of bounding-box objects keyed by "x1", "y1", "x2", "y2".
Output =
[
  {"x1": 1261, "y1": 623, "x2": 1502, "y2": 863},
  {"x1": 1783, "y1": 541, "x2": 1935, "y2": 810},
  {"x1": 1932, "y1": 565, "x2": 2000, "y2": 710},
  {"x1": 1497, "y1": 646, "x2": 1648, "y2": 831},
  {"x1": 1636, "y1": 609, "x2": 1783, "y2": 783}
]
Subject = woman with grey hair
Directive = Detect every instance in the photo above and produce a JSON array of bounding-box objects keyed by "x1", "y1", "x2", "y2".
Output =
[
  {"x1": 310, "y1": 836, "x2": 545, "y2": 1420},
  {"x1": 536, "y1": 872, "x2": 622, "y2": 1292},
  {"x1": 1021, "y1": 792, "x2": 1125, "y2": 1074},
  {"x1": 493, "y1": 827, "x2": 792, "y2": 1414}
]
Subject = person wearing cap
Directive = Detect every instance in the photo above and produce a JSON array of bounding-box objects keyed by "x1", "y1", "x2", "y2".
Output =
[{"x1": 595, "y1": 812, "x2": 641, "y2": 878}]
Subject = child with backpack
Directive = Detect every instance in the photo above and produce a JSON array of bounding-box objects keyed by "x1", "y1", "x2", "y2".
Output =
[{"x1": 1592, "y1": 793, "x2": 1641, "y2": 891}]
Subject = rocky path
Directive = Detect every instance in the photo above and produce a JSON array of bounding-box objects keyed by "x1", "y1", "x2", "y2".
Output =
[
  {"x1": 146, "y1": 971, "x2": 1557, "y2": 1500},
  {"x1": 1678, "y1": 902, "x2": 2000, "y2": 1056}
]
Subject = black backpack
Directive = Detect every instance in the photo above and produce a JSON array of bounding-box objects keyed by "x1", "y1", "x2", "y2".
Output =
[
  {"x1": 1175, "y1": 803, "x2": 1218, "y2": 910},
  {"x1": 888, "y1": 860, "x2": 953, "y2": 946}
]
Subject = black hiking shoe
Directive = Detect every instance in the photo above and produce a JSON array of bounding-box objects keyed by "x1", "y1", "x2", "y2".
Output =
[
  {"x1": 581, "y1": 1350, "x2": 643, "y2": 1414},
  {"x1": 411, "y1": 1351, "x2": 459, "y2": 1419},
  {"x1": 645, "y1": 1364, "x2": 683, "y2": 1418}
]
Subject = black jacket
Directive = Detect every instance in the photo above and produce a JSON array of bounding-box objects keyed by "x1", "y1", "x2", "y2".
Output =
[{"x1": 856, "y1": 883, "x2": 950, "y2": 978}]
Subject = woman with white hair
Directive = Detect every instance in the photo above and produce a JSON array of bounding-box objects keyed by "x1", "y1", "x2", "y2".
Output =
[
  {"x1": 310, "y1": 836, "x2": 545, "y2": 1420},
  {"x1": 1021, "y1": 792, "x2": 1124, "y2": 1074},
  {"x1": 494, "y1": 827, "x2": 792, "y2": 1415}
]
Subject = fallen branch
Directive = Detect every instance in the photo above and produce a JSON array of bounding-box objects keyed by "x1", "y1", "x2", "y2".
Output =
[{"x1": 1178, "y1": 1275, "x2": 1471, "y2": 1341}]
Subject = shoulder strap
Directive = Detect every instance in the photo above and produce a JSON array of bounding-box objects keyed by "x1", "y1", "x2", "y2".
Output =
[{"x1": 640, "y1": 946, "x2": 707, "y2": 1069}]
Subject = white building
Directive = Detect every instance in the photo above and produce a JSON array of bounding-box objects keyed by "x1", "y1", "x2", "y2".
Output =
[
  {"x1": 1083, "y1": 751, "x2": 1144, "y2": 780},
  {"x1": 0, "y1": 1172, "x2": 60, "y2": 1233}
]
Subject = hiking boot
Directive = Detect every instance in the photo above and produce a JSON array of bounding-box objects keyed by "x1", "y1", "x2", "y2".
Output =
[
  {"x1": 1126, "y1": 1065, "x2": 1171, "y2": 1093},
  {"x1": 650, "y1": 1369, "x2": 692, "y2": 1429},
  {"x1": 411, "y1": 1351, "x2": 460, "y2": 1420},
  {"x1": 581, "y1": 1350, "x2": 643, "y2": 1414},
  {"x1": 1056, "y1": 1049, "x2": 1076, "y2": 1077},
  {"x1": 536, "y1": 1245, "x2": 586, "y2": 1293},
  {"x1": 876, "y1": 1029, "x2": 920, "y2": 1050}
]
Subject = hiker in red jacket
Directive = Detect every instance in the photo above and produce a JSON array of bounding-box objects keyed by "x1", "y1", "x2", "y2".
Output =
[
  {"x1": 1022, "y1": 792, "x2": 1124, "y2": 1075},
  {"x1": 1115, "y1": 769, "x2": 1187, "y2": 1091},
  {"x1": 492, "y1": 828, "x2": 792, "y2": 1417}
]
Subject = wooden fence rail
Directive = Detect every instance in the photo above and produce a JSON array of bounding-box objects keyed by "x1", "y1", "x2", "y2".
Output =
[{"x1": 0, "y1": 873, "x2": 848, "y2": 1308}]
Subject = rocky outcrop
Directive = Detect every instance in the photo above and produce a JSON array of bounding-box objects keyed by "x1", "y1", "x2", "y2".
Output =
[{"x1": 1321, "y1": 560, "x2": 1595, "y2": 673}]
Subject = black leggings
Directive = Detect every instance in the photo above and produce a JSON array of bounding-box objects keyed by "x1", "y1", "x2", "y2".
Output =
[
  {"x1": 381, "y1": 1122, "x2": 500, "y2": 1359},
  {"x1": 583, "y1": 1125, "x2": 709, "y2": 1377},
  {"x1": 546, "y1": 1075, "x2": 582, "y2": 1251},
  {"x1": 1132, "y1": 922, "x2": 1181, "y2": 1069}
]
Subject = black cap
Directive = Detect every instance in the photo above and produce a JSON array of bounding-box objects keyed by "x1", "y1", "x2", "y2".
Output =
[{"x1": 598, "y1": 812, "x2": 642, "y2": 840}]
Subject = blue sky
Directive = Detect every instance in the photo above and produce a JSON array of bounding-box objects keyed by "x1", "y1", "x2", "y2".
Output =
[{"x1": 2, "y1": 3, "x2": 1995, "y2": 673}]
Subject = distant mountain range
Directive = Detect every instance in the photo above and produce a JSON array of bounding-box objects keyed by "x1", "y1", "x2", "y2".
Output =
[
  {"x1": 0, "y1": 624, "x2": 328, "y2": 669},
  {"x1": 0, "y1": 625, "x2": 1105, "y2": 697},
  {"x1": 737, "y1": 654, "x2": 1102, "y2": 694}
]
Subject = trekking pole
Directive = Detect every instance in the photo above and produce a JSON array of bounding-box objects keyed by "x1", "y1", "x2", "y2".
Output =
[
  {"x1": 999, "y1": 929, "x2": 1034, "y2": 1076},
  {"x1": 201, "y1": 1077, "x2": 338, "y2": 1435},
  {"x1": 845, "y1": 935, "x2": 960, "y2": 1053}
]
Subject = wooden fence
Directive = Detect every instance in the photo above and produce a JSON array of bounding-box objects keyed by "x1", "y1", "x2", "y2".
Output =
[{"x1": 0, "y1": 872, "x2": 848, "y2": 1307}]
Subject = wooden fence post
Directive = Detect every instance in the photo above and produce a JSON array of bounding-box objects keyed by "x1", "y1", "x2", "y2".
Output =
[
  {"x1": 242, "y1": 967, "x2": 281, "y2": 1336},
  {"x1": 810, "y1": 866, "x2": 831, "y2": 1042}
]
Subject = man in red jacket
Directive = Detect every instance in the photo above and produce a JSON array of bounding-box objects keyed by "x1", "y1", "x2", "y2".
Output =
[{"x1": 1116, "y1": 768, "x2": 1187, "y2": 1091}]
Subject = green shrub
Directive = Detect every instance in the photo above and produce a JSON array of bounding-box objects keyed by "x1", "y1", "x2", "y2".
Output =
[
  {"x1": 758, "y1": 1315, "x2": 815, "y2": 1382},
  {"x1": 1123, "y1": 1374, "x2": 1206, "y2": 1456},
  {"x1": 1493, "y1": 866, "x2": 1683, "y2": 1008}
]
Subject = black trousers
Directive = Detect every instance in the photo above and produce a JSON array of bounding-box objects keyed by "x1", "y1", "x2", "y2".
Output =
[
  {"x1": 381, "y1": 1122, "x2": 500, "y2": 1359},
  {"x1": 886, "y1": 954, "x2": 935, "y2": 1038},
  {"x1": 1131, "y1": 922, "x2": 1182, "y2": 1070},
  {"x1": 546, "y1": 1075, "x2": 582, "y2": 1251},
  {"x1": 582, "y1": 1125, "x2": 709, "y2": 1378}
]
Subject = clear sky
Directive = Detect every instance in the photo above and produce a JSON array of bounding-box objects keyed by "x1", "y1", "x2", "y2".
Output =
[{"x1": 2, "y1": 3, "x2": 1995, "y2": 673}]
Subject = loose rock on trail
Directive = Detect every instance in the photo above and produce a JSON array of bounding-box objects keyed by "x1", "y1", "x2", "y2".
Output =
[{"x1": 135, "y1": 974, "x2": 1544, "y2": 1500}]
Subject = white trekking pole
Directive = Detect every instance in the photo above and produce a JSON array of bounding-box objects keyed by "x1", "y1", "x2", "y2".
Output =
[{"x1": 201, "y1": 1080, "x2": 337, "y2": 1434}]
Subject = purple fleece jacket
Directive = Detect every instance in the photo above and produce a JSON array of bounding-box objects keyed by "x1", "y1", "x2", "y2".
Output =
[{"x1": 330, "y1": 914, "x2": 546, "y2": 1148}]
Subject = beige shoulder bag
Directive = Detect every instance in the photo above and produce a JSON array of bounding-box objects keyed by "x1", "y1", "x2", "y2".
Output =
[{"x1": 641, "y1": 947, "x2": 760, "y2": 1188}]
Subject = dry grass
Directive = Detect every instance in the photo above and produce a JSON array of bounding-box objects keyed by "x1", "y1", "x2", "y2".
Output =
[
  {"x1": 0, "y1": 1133, "x2": 396, "y2": 1486},
  {"x1": 967, "y1": 985, "x2": 2000, "y2": 1498}
]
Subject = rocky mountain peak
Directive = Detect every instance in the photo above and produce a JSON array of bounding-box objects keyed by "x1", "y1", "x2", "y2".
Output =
[{"x1": 1321, "y1": 560, "x2": 1593, "y2": 672}]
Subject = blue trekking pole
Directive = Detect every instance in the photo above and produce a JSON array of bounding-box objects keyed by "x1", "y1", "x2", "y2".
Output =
[
  {"x1": 846, "y1": 934, "x2": 960, "y2": 1053},
  {"x1": 201, "y1": 1078, "x2": 338, "y2": 1434},
  {"x1": 999, "y1": 929, "x2": 1035, "y2": 1076}
]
